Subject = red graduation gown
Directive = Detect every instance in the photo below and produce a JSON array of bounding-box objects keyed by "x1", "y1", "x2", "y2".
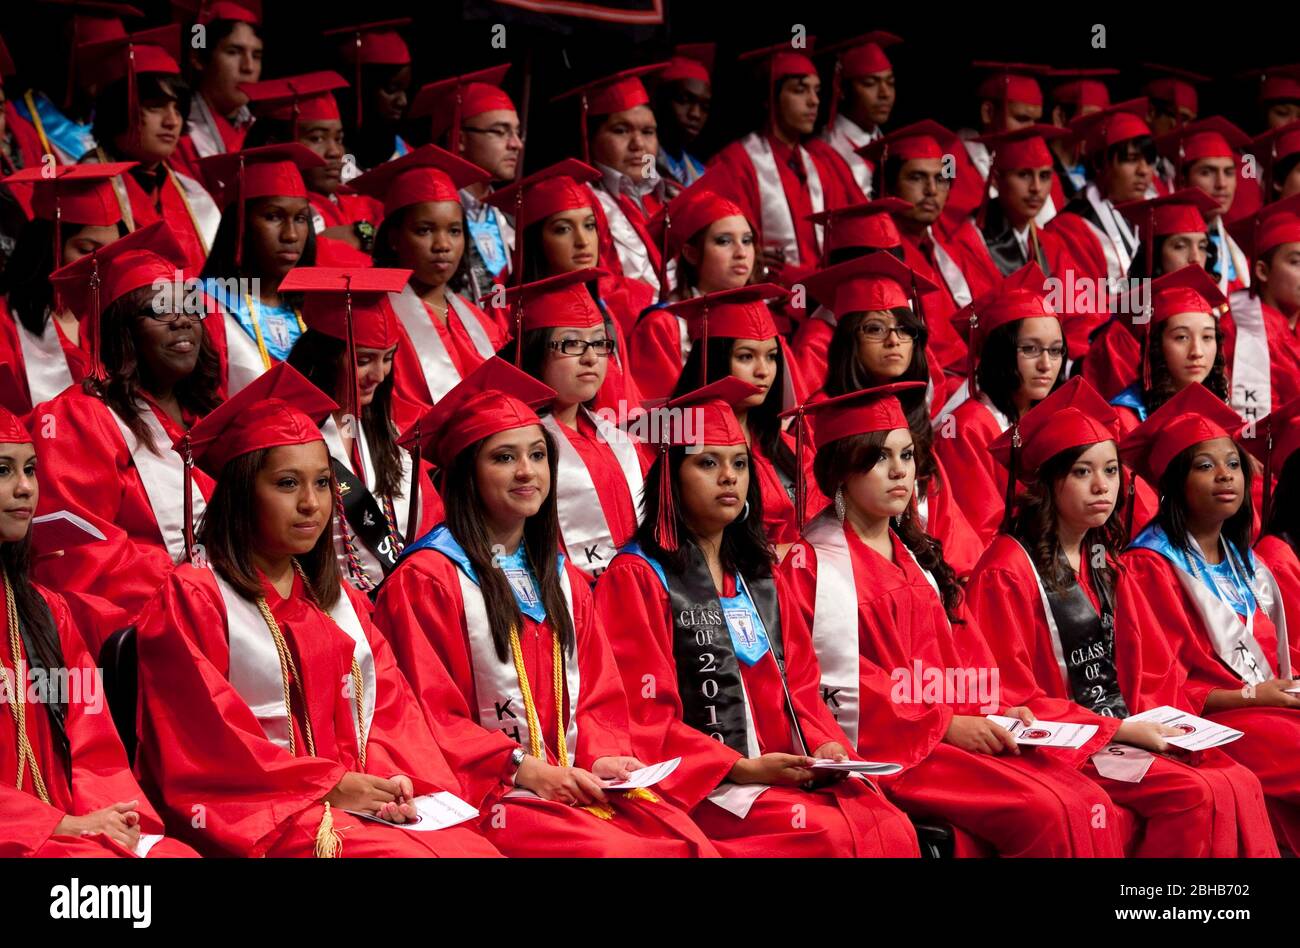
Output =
[
  {"x1": 896, "y1": 228, "x2": 978, "y2": 379},
  {"x1": 1221, "y1": 300, "x2": 1300, "y2": 413},
  {"x1": 1, "y1": 583, "x2": 195, "y2": 858},
  {"x1": 0, "y1": 300, "x2": 88, "y2": 416},
  {"x1": 552, "y1": 410, "x2": 646, "y2": 562},
  {"x1": 371, "y1": 548, "x2": 718, "y2": 856},
  {"x1": 750, "y1": 429, "x2": 809, "y2": 549},
  {"x1": 932, "y1": 394, "x2": 1009, "y2": 547},
  {"x1": 30, "y1": 389, "x2": 213, "y2": 654},
  {"x1": 1083, "y1": 317, "x2": 1140, "y2": 401},
  {"x1": 1256, "y1": 535, "x2": 1300, "y2": 634},
  {"x1": 310, "y1": 190, "x2": 384, "y2": 229},
  {"x1": 627, "y1": 303, "x2": 687, "y2": 403},
  {"x1": 919, "y1": 452, "x2": 987, "y2": 578},
  {"x1": 118, "y1": 165, "x2": 212, "y2": 276},
  {"x1": 1120, "y1": 547, "x2": 1300, "y2": 851},
  {"x1": 968, "y1": 536, "x2": 1278, "y2": 857},
  {"x1": 1, "y1": 102, "x2": 49, "y2": 218},
  {"x1": 1046, "y1": 209, "x2": 1114, "y2": 288},
  {"x1": 135, "y1": 564, "x2": 499, "y2": 857},
  {"x1": 781, "y1": 526, "x2": 1127, "y2": 857},
  {"x1": 593, "y1": 552, "x2": 920, "y2": 857}
]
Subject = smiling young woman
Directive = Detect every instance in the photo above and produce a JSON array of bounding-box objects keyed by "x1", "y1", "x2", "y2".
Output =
[
  {"x1": 372, "y1": 358, "x2": 717, "y2": 856},
  {"x1": 30, "y1": 222, "x2": 222, "y2": 652}
]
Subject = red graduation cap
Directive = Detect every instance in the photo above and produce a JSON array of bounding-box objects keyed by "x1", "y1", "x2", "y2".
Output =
[
  {"x1": 660, "y1": 284, "x2": 789, "y2": 379},
  {"x1": 186, "y1": 0, "x2": 262, "y2": 24},
  {"x1": 1048, "y1": 68, "x2": 1118, "y2": 111},
  {"x1": 78, "y1": 25, "x2": 181, "y2": 146},
  {"x1": 0, "y1": 400, "x2": 32, "y2": 445},
  {"x1": 1238, "y1": 393, "x2": 1300, "y2": 522},
  {"x1": 410, "y1": 65, "x2": 514, "y2": 153},
  {"x1": 1228, "y1": 192, "x2": 1300, "y2": 264},
  {"x1": 1115, "y1": 187, "x2": 1218, "y2": 279},
  {"x1": 239, "y1": 71, "x2": 348, "y2": 138},
  {"x1": 176, "y1": 361, "x2": 337, "y2": 559},
  {"x1": 197, "y1": 143, "x2": 323, "y2": 269},
  {"x1": 1249, "y1": 120, "x2": 1300, "y2": 201},
  {"x1": 348, "y1": 143, "x2": 489, "y2": 221},
  {"x1": 651, "y1": 375, "x2": 762, "y2": 550},
  {"x1": 778, "y1": 380, "x2": 924, "y2": 529},
  {"x1": 806, "y1": 197, "x2": 907, "y2": 260},
  {"x1": 659, "y1": 43, "x2": 715, "y2": 84},
  {"x1": 952, "y1": 261, "x2": 1056, "y2": 389},
  {"x1": 1243, "y1": 64, "x2": 1300, "y2": 104},
  {"x1": 857, "y1": 120, "x2": 960, "y2": 196},
  {"x1": 1142, "y1": 63, "x2": 1210, "y2": 116},
  {"x1": 0, "y1": 36, "x2": 13, "y2": 78},
  {"x1": 738, "y1": 38, "x2": 819, "y2": 83},
  {"x1": 1119, "y1": 381, "x2": 1247, "y2": 487},
  {"x1": 484, "y1": 158, "x2": 599, "y2": 231},
  {"x1": 1155, "y1": 116, "x2": 1249, "y2": 166},
  {"x1": 978, "y1": 123, "x2": 1070, "y2": 171},
  {"x1": 492, "y1": 267, "x2": 607, "y2": 351},
  {"x1": 645, "y1": 182, "x2": 751, "y2": 292},
  {"x1": 819, "y1": 31, "x2": 900, "y2": 126},
  {"x1": 1146, "y1": 256, "x2": 1229, "y2": 324},
  {"x1": 48, "y1": 220, "x2": 193, "y2": 381},
  {"x1": 802, "y1": 250, "x2": 935, "y2": 317},
  {"x1": 44, "y1": 0, "x2": 143, "y2": 99},
  {"x1": 1069, "y1": 97, "x2": 1152, "y2": 155},
  {"x1": 972, "y1": 61, "x2": 1050, "y2": 108},
  {"x1": 323, "y1": 18, "x2": 412, "y2": 126},
  {"x1": 553, "y1": 63, "x2": 667, "y2": 164}
]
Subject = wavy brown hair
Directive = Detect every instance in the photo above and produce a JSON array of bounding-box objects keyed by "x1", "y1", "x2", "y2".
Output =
[
  {"x1": 1139, "y1": 320, "x2": 1228, "y2": 416},
  {"x1": 813, "y1": 429, "x2": 964, "y2": 619}
]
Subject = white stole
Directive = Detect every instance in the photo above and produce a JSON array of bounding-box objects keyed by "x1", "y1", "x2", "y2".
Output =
[
  {"x1": 108, "y1": 405, "x2": 204, "y2": 563},
  {"x1": 1226, "y1": 290, "x2": 1273, "y2": 422},
  {"x1": 456, "y1": 564, "x2": 581, "y2": 762},
  {"x1": 1083, "y1": 183, "x2": 1135, "y2": 281},
  {"x1": 926, "y1": 226, "x2": 973, "y2": 308},
  {"x1": 388, "y1": 285, "x2": 495, "y2": 403},
  {"x1": 1215, "y1": 217, "x2": 1251, "y2": 293},
  {"x1": 223, "y1": 312, "x2": 268, "y2": 397},
  {"x1": 540, "y1": 409, "x2": 644, "y2": 580},
  {"x1": 822, "y1": 114, "x2": 874, "y2": 195},
  {"x1": 172, "y1": 169, "x2": 222, "y2": 254},
  {"x1": 587, "y1": 184, "x2": 661, "y2": 291},
  {"x1": 218, "y1": 569, "x2": 376, "y2": 757},
  {"x1": 805, "y1": 510, "x2": 864, "y2": 748},
  {"x1": 739, "y1": 132, "x2": 825, "y2": 266},
  {"x1": 12, "y1": 310, "x2": 74, "y2": 405}
]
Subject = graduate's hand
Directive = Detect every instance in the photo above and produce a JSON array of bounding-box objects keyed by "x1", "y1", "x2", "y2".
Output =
[
  {"x1": 323, "y1": 772, "x2": 405, "y2": 815},
  {"x1": 1114, "y1": 720, "x2": 1182, "y2": 754},
  {"x1": 729, "y1": 753, "x2": 817, "y2": 787},
  {"x1": 1250, "y1": 679, "x2": 1300, "y2": 709},
  {"x1": 591, "y1": 756, "x2": 647, "y2": 782},
  {"x1": 943, "y1": 715, "x2": 1020, "y2": 756},
  {"x1": 514, "y1": 758, "x2": 608, "y2": 806},
  {"x1": 373, "y1": 775, "x2": 418, "y2": 824},
  {"x1": 55, "y1": 801, "x2": 142, "y2": 851},
  {"x1": 1003, "y1": 706, "x2": 1035, "y2": 726},
  {"x1": 808, "y1": 741, "x2": 851, "y2": 786}
]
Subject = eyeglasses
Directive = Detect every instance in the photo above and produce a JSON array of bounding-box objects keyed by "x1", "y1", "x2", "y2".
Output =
[
  {"x1": 548, "y1": 338, "x2": 615, "y2": 357},
  {"x1": 461, "y1": 124, "x2": 523, "y2": 143},
  {"x1": 138, "y1": 306, "x2": 206, "y2": 324},
  {"x1": 857, "y1": 322, "x2": 919, "y2": 342},
  {"x1": 1015, "y1": 343, "x2": 1066, "y2": 360}
]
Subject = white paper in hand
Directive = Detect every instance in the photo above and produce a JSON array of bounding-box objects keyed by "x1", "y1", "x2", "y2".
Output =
[
  {"x1": 810, "y1": 759, "x2": 903, "y2": 775},
  {"x1": 345, "y1": 791, "x2": 478, "y2": 832},
  {"x1": 1126, "y1": 706, "x2": 1244, "y2": 751},
  {"x1": 601, "y1": 757, "x2": 681, "y2": 789},
  {"x1": 987, "y1": 715, "x2": 1098, "y2": 748}
]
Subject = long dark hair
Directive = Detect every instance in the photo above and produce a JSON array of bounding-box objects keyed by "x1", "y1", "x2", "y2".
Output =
[
  {"x1": 812, "y1": 429, "x2": 965, "y2": 620},
  {"x1": 1155, "y1": 440, "x2": 1256, "y2": 575},
  {"x1": 1265, "y1": 451, "x2": 1300, "y2": 542},
  {"x1": 823, "y1": 306, "x2": 935, "y2": 481},
  {"x1": 90, "y1": 73, "x2": 191, "y2": 156},
  {"x1": 1126, "y1": 234, "x2": 1219, "y2": 280},
  {"x1": 2, "y1": 220, "x2": 129, "y2": 334},
  {"x1": 198, "y1": 200, "x2": 319, "y2": 285},
  {"x1": 372, "y1": 203, "x2": 472, "y2": 289},
  {"x1": 3, "y1": 536, "x2": 67, "y2": 728},
  {"x1": 634, "y1": 444, "x2": 774, "y2": 578},
  {"x1": 197, "y1": 447, "x2": 343, "y2": 609},
  {"x1": 976, "y1": 319, "x2": 1067, "y2": 422},
  {"x1": 671, "y1": 335, "x2": 798, "y2": 483},
  {"x1": 1009, "y1": 443, "x2": 1128, "y2": 595},
  {"x1": 286, "y1": 329, "x2": 404, "y2": 498},
  {"x1": 336, "y1": 63, "x2": 410, "y2": 172},
  {"x1": 85, "y1": 286, "x2": 223, "y2": 452},
  {"x1": 1139, "y1": 319, "x2": 1228, "y2": 415},
  {"x1": 438, "y1": 428, "x2": 574, "y2": 663}
]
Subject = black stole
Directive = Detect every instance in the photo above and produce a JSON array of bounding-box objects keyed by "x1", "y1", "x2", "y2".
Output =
[
  {"x1": 1043, "y1": 554, "x2": 1129, "y2": 717},
  {"x1": 331, "y1": 458, "x2": 400, "y2": 577},
  {"x1": 663, "y1": 544, "x2": 806, "y2": 755},
  {"x1": 980, "y1": 203, "x2": 1050, "y2": 278}
]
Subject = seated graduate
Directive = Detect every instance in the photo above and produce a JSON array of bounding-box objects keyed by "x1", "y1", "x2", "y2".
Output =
[
  {"x1": 1119, "y1": 383, "x2": 1300, "y2": 853},
  {"x1": 594, "y1": 377, "x2": 921, "y2": 857},
  {"x1": 779, "y1": 382, "x2": 1127, "y2": 857},
  {"x1": 283, "y1": 267, "x2": 442, "y2": 594},
  {"x1": 967, "y1": 377, "x2": 1278, "y2": 857},
  {"x1": 371, "y1": 357, "x2": 719, "y2": 857},
  {"x1": 0, "y1": 404, "x2": 197, "y2": 858},
  {"x1": 134, "y1": 363, "x2": 500, "y2": 858},
  {"x1": 1251, "y1": 396, "x2": 1300, "y2": 634},
  {"x1": 33, "y1": 221, "x2": 222, "y2": 653}
]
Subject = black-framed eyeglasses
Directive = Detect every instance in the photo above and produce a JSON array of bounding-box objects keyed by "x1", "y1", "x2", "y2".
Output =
[
  {"x1": 1015, "y1": 343, "x2": 1066, "y2": 360},
  {"x1": 461, "y1": 124, "x2": 523, "y2": 143},
  {"x1": 138, "y1": 306, "x2": 206, "y2": 324},
  {"x1": 548, "y1": 338, "x2": 615, "y2": 357},
  {"x1": 857, "y1": 322, "x2": 919, "y2": 342}
]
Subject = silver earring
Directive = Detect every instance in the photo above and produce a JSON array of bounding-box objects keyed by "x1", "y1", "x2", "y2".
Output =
[
  {"x1": 738, "y1": 500, "x2": 750, "y2": 522},
  {"x1": 834, "y1": 486, "x2": 846, "y2": 522}
]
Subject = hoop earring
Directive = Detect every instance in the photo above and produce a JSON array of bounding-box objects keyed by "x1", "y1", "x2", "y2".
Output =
[
  {"x1": 834, "y1": 486, "x2": 846, "y2": 522},
  {"x1": 738, "y1": 500, "x2": 750, "y2": 522}
]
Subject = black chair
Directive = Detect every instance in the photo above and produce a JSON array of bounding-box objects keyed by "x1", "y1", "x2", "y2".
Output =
[
  {"x1": 912, "y1": 821, "x2": 954, "y2": 859},
  {"x1": 98, "y1": 625, "x2": 138, "y2": 764}
]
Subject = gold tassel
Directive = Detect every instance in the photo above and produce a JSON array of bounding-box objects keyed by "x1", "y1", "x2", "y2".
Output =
[
  {"x1": 624, "y1": 787, "x2": 659, "y2": 804},
  {"x1": 314, "y1": 802, "x2": 343, "y2": 858},
  {"x1": 580, "y1": 803, "x2": 616, "y2": 821}
]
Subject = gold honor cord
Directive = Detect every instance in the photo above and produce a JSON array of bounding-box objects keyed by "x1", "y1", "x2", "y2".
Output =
[
  {"x1": 5, "y1": 571, "x2": 49, "y2": 804},
  {"x1": 244, "y1": 295, "x2": 306, "y2": 370}
]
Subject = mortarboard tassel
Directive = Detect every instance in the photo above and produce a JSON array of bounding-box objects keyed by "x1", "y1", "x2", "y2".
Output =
[
  {"x1": 653, "y1": 443, "x2": 677, "y2": 552},
  {"x1": 342, "y1": 276, "x2": 366, "y2": 483},
  {"x1": 1263, "y1": 430, "x2": 1275, "y2": 526},
  {"x1": 180, "y1": 433, "x2": 196, "y2": 562},
  {"x1": 657, "y1": 210, "x2": 672, "y2": 303},
  {"x1": 450, "y1": 86, "x2": 463, "y2": 154},
  {"x1": 910, "y1": 272, "x2": 927, "y2": 327},
  {"x1": 234, "y1": 154, "x2": 246, "y2": 271},
  {"x1": 792, "y1": 405, "x2": 807, "y2": 530},
  {"x1": 1141, "y1": 300, "x2": 1154, "y2": 392},
  {"x1": 828, "y1": 58, "x2": 843, "y2": 128},
  {"x1": 52, "y1": 196, "x2": 64, "y2": 314},
  {"x1": 698, "y1": 301, "x2": 709, "y2": 387},
  {"x1": 87, "y1": 257, "x2": 106, "y2": 382},
  {"x1": 580, "y1": 94, "x2": 590, "y2": 165},
  {"x1": 967, "y1": 308, "x2": 980, "y2": 395},
  {"x1": 510, "y1": 187, "x2": 525, "y2": 288},
  {"x1": 1000, "y1": 423, "x2": 1020, "y2": 533},
  {"x1": 1123, "y1": 465, "x2": 1136, "y2": 541},
  {"x1": 404, "y1": 422, "x2": 422, "y2": 547},
  {"x1": 353, "y1": 33, "x2": 363, "y2": 128},
  {"x1": 127, "y1": 43, "x2": 139, "y2": 150}
]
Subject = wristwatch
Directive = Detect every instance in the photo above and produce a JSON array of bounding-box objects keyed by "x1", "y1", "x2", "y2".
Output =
[{"x1": 508, "y1": 747, "x2": 526, "y2": 785}]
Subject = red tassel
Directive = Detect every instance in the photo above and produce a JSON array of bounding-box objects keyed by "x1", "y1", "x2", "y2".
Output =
[
  {"x1": 88, "y1": 257, "x2": 105, "y2": 382},
  {"x1": 1263, "y1": 430, "x2": 1275, "y2": 526},
  {"x1": 405, "y1": 423, "x2": 422, "y2": 547},
  {"x1": 793, "y1": 407, "x2": 807, "y2": 531},
  {"x1": 1000, "y1": 424, "x2": 1019, "y2": 533},
  {"x1": 699, "y1": 302, "x2": 709, "y2": 387},
  {"x1": 513, "y1": 299, "x2": 524, "y2": 367},
  {"x1": 654, "y1": 444, "x2": 677, "y2": 552},
  {"x1": 967, "y1": 310, "x2": 980, "y2": 395},
  {"x1": 657, "y1": 210, "x2": 671, "y2": 303},
  {"x1": 828, "y1": 59, "x2": 842, "y2": 128},
  {"x1": 235, "y1": 155, "x2": 246, "y2": 272},
  {"x1": 1141, "y1": 303, "x2": 1153, "y2": 392},
  {"x1": 127, "y1": 44, "x2": 139, "y2": 151},
  {"x1": 343, "y1": 277, "x2": 366, "y2": 483},
  {"x1": 510, "y1": 188, "x2": 525, "y2": 288},
  {"x1": 354, "y1": 35, "x2": 363, "y2": 129},
  {"x1": 52, "y1": 201, "x2": 63, "y2": 313},
  {"x1": 450, "y1": 88, "x2": 463, "y2": 154},
  {"x1": 181, "y1": 434, "x2": 195, "y2": 562},
  {"x1": 910, "y1": 272, "x2": 927, "y2": 327},
  {"x1": 1124, "y1": 465, "x2": 1136, "y2": 540},
  {"x1": 580, "y1": 94, "x2": 590, "y2": 165}
]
